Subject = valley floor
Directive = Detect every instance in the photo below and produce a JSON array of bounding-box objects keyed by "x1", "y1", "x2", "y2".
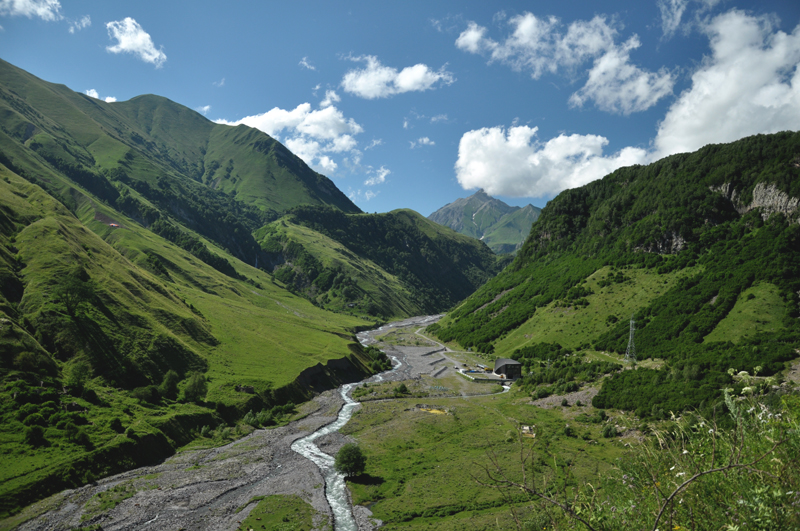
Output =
[{"x1": 5, "y1": 316, "x2": 481, "y2": 531}]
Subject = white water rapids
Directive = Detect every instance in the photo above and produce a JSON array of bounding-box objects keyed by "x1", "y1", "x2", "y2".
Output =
[{"x1": 290, "y1": 352, "x2": 402, "y2": 530}]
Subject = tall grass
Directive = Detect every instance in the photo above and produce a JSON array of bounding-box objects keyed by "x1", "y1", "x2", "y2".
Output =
[{"x1": 480, "y1": 389, "x2": 800, "y2": 530}]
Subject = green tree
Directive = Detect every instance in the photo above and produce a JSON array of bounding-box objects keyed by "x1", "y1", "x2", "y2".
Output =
[
  {"x1": 24, "y1": 425, "x2": 46, "y2": 446},
  {"x1": 52, "y1": 269, "x2": 96, "y2": 317},
  {"x1": 159, "y1": 370, "x2": 180, "y2": 399},
  {"x1": 63, "y1": 359, "x2": 92, "y2": 392},
  {"x1": 334, "y1": 443, "x2": 366, "y2": 477},
  {"x1": 183, "y1": 371, "x2": 207, "y2": 403}
]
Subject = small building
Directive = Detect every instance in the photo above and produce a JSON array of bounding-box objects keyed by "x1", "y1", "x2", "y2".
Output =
[{"x1": 494, "y1": 358, "x2": 522, "y2": 380}]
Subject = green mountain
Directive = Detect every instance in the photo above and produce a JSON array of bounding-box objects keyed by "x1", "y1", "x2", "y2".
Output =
[
  {"x1": 429, "y1": 131, "x2": 800, "y2": 418},
  {"x1": 0, "y1": 60, "x2": 399, "y2": 516},
  {"x1": 428, "y1": 189, "x2": 541, "y2": 253},
  {"x1": 256, "y1": 206, "x2": 500, "y2": 319},
  {"x1": 0, "y1": 58, "x2": 358, "y2": 270},
  {"x1": 0, "y1": 59, "x2": 505, "y2": 516}
]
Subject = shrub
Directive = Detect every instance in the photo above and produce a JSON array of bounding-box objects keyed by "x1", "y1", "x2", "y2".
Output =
[
  {"x1": 602, "y1": 424, "x2": 618, "y2": 438},
  {"x1": 159, "y1": 370, "x2": 180, "y2": 399},
  {"x1": 24, "y1": 425, "x2": 46, "y2": 446},
  {"x1": 183, "y1": 372, "x2": 207, "y2": 403}
]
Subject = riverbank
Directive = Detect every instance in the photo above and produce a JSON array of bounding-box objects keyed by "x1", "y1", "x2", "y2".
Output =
[{"x1": 7, "y1": 387, "x2": 348, "y2": 530}]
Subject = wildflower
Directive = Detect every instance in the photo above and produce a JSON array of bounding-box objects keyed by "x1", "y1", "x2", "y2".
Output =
[
  {"x1": 682, "y1": 449, "x2": 689, "y2": 454},
  {"x1": 676, "y1": 472, "x2": 686, "y2": 477},
  {"x1": 670, "y1": 466, "x2": 676, "y2": 470},
  {"x1": 741, "y1": 387, "x2": 754, "y2": 395}
]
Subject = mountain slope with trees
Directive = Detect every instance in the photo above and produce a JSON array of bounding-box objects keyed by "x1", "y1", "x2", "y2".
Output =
[
  {"x1": 256, "y1": 206, "x2": 500, "y2": 319},
  {"x1": 429, "y1": 131, "x2": 800, "y2": 418}
]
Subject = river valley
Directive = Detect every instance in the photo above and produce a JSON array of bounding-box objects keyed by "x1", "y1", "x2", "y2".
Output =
[{"x1": 11, "y1": 315, "x2": 476, "y2": 531}]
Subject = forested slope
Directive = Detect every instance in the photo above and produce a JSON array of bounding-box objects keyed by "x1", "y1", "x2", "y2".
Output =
[
  {"x1": 256, "y1": 206, "x2": 501, "y2": 318},
  {"x1": 430, "y1": 132, "x2": 800, "y2": 417}
]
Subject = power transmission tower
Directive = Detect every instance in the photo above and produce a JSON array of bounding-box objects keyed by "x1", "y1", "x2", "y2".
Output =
[{"x1": 624, "y1": 314, "x2": 636, "y2": 363}]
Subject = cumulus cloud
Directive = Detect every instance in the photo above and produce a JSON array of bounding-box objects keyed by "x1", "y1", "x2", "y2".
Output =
[
  {"x1": 106, "y1": 17, "x2": 166, "y2": 68},
  {"x1": 455, "y1": 125, "x2": 646, "y2": 197},
  {"x1": 196, "y1": 105, "x2": 211, "y2": 115},
  {"x1": 569, "y1": 36, "x2": 675, "y2": 114},
  {"x1": 410, "y1": 137, "x2": 435, "y2": 148},
  {"x1": 0, "y1": 0, "x2": 61, "y2": 20},
  {"x1": 68, "y1": 14, "x2": 90, "y2": 33},
  {"x1": 320, "y1": 89, "x2": 340, "y2": 108},
  {"x1": 215, "y1": 102, "x2": 364, "y2": 175},
  {"x1": 653, "y1": 10, "x2": 800, "y2": 158},
  {"x1": 85, "y1": 89, "x2": 116, "y2": 102},
  {"x1": 299, "y1": 56, "x2": 315, "y2": 70},
  {"x1": 364, "y1": 166, "x2": 390, "y2": 186},
  {"x1": 455, "y1": 9, "x2": 800, "y2": 198},
  {"x1": 341, "y1": 55, "x2": 454, "y2": 99},
  {"x1": 456, "y1": 13, "x2": 672, "y2": 113}
]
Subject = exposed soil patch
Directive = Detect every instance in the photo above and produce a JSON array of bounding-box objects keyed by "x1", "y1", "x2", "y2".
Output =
[{"x1": 530, "y1": 386, "x2": 599, "y2": 409}]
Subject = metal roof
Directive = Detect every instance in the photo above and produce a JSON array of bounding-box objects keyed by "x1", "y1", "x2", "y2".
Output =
[{"x1": 494, "y1": 358, "x2": 521, "y2": 369}]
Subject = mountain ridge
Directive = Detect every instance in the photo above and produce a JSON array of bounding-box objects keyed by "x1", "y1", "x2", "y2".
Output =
[{"x1": 428, "y1": 189, "x2": 541, "y2": 253}]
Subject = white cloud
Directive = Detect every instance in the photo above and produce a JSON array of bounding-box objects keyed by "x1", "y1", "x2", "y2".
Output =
[
  {"x1": 457, "y1": 13, "x2": 671, "y2": 113},
  {"x1": 213, "y1": 77, "x2": 225, "y2": 87},
  {"x1": 341, "y1": 55, "x2": 454, "y2": 99},
  {"x1": 0, "y1": 0, "x2": 61, "y2": 21},
  {"x1": 653, "y1": 10, "x2": 800, "y2": 158},
  {"x1": 455, "y1": 125, "x2": 646, "y2": 197},
  {"x1": 569, "y1": 36, "x2": 675, "y2": 114},
  {"x1": 410, "y1": 137, "x2": 435, "y2": 149},
  {"x1": 106, "y1": 17, "x2": 166, "y2": 68},
  {"x1": 320, "y1": 89, "x2": 340, "y2": 108},
  {"x1": 402, "y1": 118, "x2": 409, "y2": 129},
  {"x1": 364, "y1": 139, "x2": 383, "y2": 150},
  {"x1": 455, "y1": 22, "x2": 489, "y2": 54},
  {"x1": 215, "y1": 102, "x2": 364, "y2": 176},
  {"x1": 196, "y1": 105, "x2": 211, "y2": 115},
  {"x1": 658, "y1": 0, "x2": 688, "y2": 39},
  {"x1": 68, "y1": 14, "x2": 90, "y2": 33},
  {"x1": 430, "y1": 114, "x2": 448, "y2": 123},
  {"x1": 364, "y1": 166, "x2": 390, "y2": 186},
  {"x1": 85, "y1": 89, "x2": 116, "y2": 103},
  {"x1": 456, "y1": 9, "x2": 800, "y2": 199},
  {"x1": 299, "y1": 56, "x2": 316, "y2": 70}
]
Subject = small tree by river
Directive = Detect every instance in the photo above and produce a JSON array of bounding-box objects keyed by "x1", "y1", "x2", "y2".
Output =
[{"x1": 334, "y1": 443, "x2": 366, "y2": 477}]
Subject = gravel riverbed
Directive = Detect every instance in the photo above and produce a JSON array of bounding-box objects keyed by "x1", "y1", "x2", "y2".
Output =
[{"x1": 15, "y1": 315, "x2": 450, "y2": 531}]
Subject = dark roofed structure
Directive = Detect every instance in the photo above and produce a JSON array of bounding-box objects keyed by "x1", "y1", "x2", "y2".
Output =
[{"x1": 494, "y1": 358, "x2": 522, "y2": 379}]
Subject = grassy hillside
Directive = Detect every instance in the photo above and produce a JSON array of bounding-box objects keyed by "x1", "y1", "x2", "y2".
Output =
[
  {"x1": 0, "y1": 59, "x2": 388, "y2": 515},
  {"x1": 430, "y1": 132, "x2": 800, "y2": 418},
  {"x1": 428, "y1": 189, "x2": 541, "y2": 253},
  {"x1": 0, "y1": 57, "x2": 358, "y2": 271},
  {"x1": 257, "y1": 206, "x2": 501, "y2": 318},
  {"x1": 482, "y1": 204, "x2": 541, "y2": 254},
  {"x1": 0, "y1": 161, "x2": 374, "y2": 517}
]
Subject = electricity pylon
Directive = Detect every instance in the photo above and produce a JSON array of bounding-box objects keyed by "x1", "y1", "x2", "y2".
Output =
[{"x1": 624, "y1": 314, "x2": 636, "y2": 363}]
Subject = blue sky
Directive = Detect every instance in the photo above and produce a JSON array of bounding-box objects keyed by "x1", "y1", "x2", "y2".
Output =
[{"x1": 1, "y1": 0, "x2": 799, "y2": 216}]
